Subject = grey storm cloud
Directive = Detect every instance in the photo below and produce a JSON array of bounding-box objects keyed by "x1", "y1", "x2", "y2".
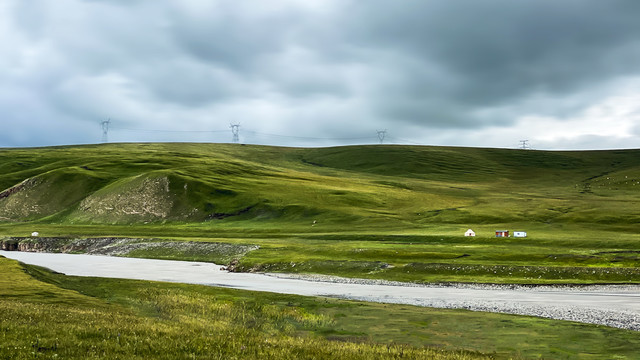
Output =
[
  {"x1": 2, "y1": 0, "x2": 640, "y2": 148},
  {"x1": 341, "y1": 0, "x2": 640, "y2": 124}
]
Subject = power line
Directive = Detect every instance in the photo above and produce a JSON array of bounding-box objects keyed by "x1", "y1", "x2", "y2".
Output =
[
  {"x1": 101, "y1": 122, "x2": 425, "y2": 146},
  {"x1": 111, "y1": 127, "x2": 228, "y2": 133},
  {"x1": 110, "y1": 125, "x2": 379, "y2": 142},
  {"x1": 243, "y1": 130, "x2": 371, "y2": 141},
  {"x1": 519, "y1": 139, "x2": 530, "y2": 150}
]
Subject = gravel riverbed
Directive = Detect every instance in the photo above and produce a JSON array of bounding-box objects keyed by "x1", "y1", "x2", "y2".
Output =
[
  {"x1": 2, "y1": 250, "x2": 638, "y2": 332},
  {"x1": 267, "y1": 273, "x2": 640, "y2": 331}
]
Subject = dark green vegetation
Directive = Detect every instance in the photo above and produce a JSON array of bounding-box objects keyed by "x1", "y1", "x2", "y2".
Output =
[
  {"x1": 1, "y1": 143, "x2": 639, "y2": 284},
  {"x1": 3, "y1": 256, "x2": 640, "y2": 359}
]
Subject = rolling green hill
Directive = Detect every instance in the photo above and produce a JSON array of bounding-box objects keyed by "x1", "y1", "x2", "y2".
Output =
[
  {"x1": 2, "y1": 143, "x2": 640, "y2": 284},
  {"x1": 1, "y1": 143, "x2": 640, "y2": 228}
]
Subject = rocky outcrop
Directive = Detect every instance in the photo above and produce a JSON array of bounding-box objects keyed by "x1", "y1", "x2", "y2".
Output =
[
  {"x1": 0, "y1": 237, "x2": 68, "y2": 252},
  {"x1": 75, "y1": 176, "x2": 175, "y2": 222},
  {"x1": 0, "y1": 239, "x2": 19, "y2": 251},
  {"x1": 0, "y1": 237, "x2": 259, "y2": 264},
  {"x1": 0, "y1": 178, "x2": 38, "y2": 200}
]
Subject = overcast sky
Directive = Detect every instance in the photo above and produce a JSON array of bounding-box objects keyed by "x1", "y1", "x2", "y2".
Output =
[{"x1": 2, "y1": 0, "x2": 640, "y2": 150}]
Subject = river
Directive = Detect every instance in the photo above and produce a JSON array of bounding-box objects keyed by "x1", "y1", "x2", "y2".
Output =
[{"x1": 1, "y1": 250, "x2": 639, "y2": 331}]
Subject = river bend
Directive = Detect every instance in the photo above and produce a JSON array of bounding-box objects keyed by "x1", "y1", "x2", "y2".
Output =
[{"x1": 2, "y1": 251, "x2": 638, "y2": 331}]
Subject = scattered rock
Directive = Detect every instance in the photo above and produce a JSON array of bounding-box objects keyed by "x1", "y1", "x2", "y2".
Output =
[{"x1": 224, "y1": 258, "x2": 240, "y2": 272}]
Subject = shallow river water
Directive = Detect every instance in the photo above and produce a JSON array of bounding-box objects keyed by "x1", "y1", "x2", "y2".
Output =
[{"x1": 2, "y1": 250, "x2": 639, "y2": 330}]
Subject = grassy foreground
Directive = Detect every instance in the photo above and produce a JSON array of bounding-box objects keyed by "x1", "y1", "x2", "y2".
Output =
[{"x1": 2, "y1": 256, "x2": 640, "y2": 359}]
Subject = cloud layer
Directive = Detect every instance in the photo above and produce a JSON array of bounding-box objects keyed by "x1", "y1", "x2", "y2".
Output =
[{"x1": 2, "y1": 0, "x2": 640, "y2": 149}]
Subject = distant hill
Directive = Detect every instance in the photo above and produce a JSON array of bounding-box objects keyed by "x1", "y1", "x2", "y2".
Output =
[{"x1": 1, "y1": 143, "x2": 639, "y2": 227}]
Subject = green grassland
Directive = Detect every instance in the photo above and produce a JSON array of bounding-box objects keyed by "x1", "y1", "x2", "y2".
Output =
[
  {"x1": 0, "y1": 143, "x2": 639, "y2": 284},
  {"x1": 2, "y1": 255, "x2": 640, "y2": 359},
  {"x1": 2, "y1": 143, "x2": 640, "y2": 359},
  {"x1": 2, "y1": 143, "x2": 640, "y2": 227}
]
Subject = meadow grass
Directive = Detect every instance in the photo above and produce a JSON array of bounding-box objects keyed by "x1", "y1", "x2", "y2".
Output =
[
  {"x1": 3, "y1": 223, "x2": 637, "y2": 284},
  {"x1": 0, "y1": 256, "x2": 484, "y2": 359},
  {"x1": 1, "y1": 219, "x2": 639, "y2": 284},
  {"x1": 3, "y1": 256, "x2": 640, "y2": 359}
]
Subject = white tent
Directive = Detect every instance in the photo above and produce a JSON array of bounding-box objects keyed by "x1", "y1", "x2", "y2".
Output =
[{"x1": 464, "y1": 229, "x2": 476, "y2": 237}]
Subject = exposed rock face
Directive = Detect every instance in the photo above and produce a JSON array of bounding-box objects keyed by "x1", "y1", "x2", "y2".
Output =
[
  {"x1": 0, "y1": 237, "x2": 259, "y2": 264},
  {"x1": 0, "y1": 240, "x2": 18, "y2": 251},
  {"x1": 0, "y1": 168, "x2": 247, "y2": 224},
  {"x1": 0, "y1": 178, "x2": 34, "y2": 200},
  {"x1": 0, "y1": 237, "x2": 68, "y2": 252},
  {"x1": 0, "y1": 178, "x2": 44, "y2": 220},
  {"x1": 76, "y1": 176, "x2": 174, "y2": 222}
]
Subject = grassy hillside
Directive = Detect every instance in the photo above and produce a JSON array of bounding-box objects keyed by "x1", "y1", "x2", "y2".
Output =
[
  {"x1": 1, "y1": 143, "x2": 639, "y2": 284},
  {"x1": 2, "y1": 143, "x2": 640, "y2": 227}
]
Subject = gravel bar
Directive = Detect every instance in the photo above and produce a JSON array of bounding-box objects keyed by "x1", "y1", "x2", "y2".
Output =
[{"x1": 267, "y1": 273, "x2": 640, "y2": 331}]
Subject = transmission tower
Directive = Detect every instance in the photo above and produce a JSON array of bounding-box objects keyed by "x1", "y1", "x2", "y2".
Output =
[
  {"x1": 101, "y1": 119, "x2": 111, "y2": 143},
  {"x1": 519, "y1": 139, "x2": 530, "y2": 150},
  {"x1": 376, "y1": 130, "x2": 387, "y2": 144},
  {"x1": 230, "y1": 123, "x2": 240, "y2": 143}
]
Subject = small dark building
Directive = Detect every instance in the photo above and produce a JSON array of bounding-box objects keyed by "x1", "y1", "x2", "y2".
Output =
[{"x1": 495, "y1": 230, "x2": 509, "y2": 237}]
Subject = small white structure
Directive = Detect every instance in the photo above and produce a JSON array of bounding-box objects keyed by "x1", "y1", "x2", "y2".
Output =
[
  {"x1": 464, "y1": 229, "x2": 476, "y2": 237},
  {"x1": 31, "y1": 231, "x2": 39, "y2": 237},
  {"x1": 513, "y1": 231, "x2": 527, "y2": 238}
]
